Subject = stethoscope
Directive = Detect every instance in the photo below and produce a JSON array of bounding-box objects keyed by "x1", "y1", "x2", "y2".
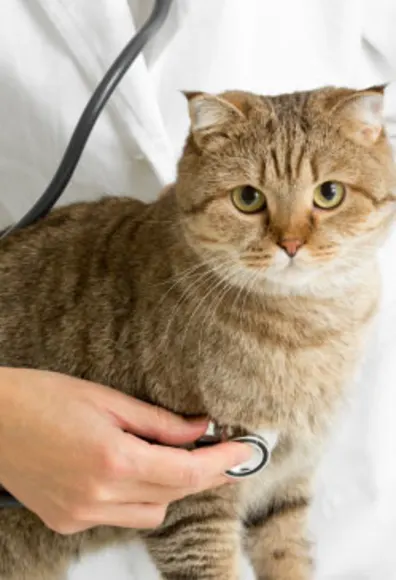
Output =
[
  {"x1": 196, "y1": 423, "x2": 277, "y2": 479},
  {"x1": 0, "y1": 0, "x2": 276, "y2": 508}
]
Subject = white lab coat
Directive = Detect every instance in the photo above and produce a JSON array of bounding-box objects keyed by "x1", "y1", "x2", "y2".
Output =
[{"x1": 0, "y1": 1, "x2": 396, "y2": 579}]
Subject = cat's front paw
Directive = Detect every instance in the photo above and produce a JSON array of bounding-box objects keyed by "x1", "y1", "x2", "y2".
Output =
[
  {"x1": 257, "y1": 568, "x2": 312, "y2": 580},
  {"x1": 256, "y1": 555, "x2": 313, "y2": 580}
]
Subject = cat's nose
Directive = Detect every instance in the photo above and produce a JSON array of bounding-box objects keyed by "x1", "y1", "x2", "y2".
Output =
[{"x1": 278, "y1": 238, "x2": 303, "y2": 258}]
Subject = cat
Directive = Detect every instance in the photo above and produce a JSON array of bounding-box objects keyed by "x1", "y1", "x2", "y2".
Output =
[{"x1": 0, "y1": 85, "x2": 395, "y2": 580}]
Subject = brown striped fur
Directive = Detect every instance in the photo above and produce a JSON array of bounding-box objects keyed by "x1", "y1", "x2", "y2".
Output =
[{"x1": 0, "y1": 86, "x2": 395, "y2": 579}]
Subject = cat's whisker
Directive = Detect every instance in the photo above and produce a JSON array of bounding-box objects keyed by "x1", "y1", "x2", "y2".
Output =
[
  {"x1": 196, "y1": 270, "x2": 239, "y2": 359},
  {"x1": 209, "y1": 268, "x2": 255, "y2": 336},
  {"x1": 237, "y1": 266, "x2": 265, "y2": 340},
  {"x1": 196, "y1": 280, "x2": 230, "y2": 360},
  {"x1": 196, "y1": 267, "x2": 261, "y2": 378},
  {"x1": 178, "y1": 265, "x2": 234, "y2": 336},
  {"x1": 160, "y1": 260, "x2": 231, "y2": 350},
  {"x1": 228, "y1": 276, "x2": 249, "y2": 321},
  {"x1": 150, "y1": 255, "x2": 223, "y2": 290},
  {"x1": 178, "y1": 263, "x2": 236, "y2": 355},
  {"x1": 224, "y1": 268, "x2": 258, "y2": 330},
  {"x1": 142, "y1": 268, "x2": 208, "y2": 344},
  {"x1": 152, "y1": 257, "x2": 227, "y2": 321},
  {"x1": 158, "y1": 268, "x2": 218, "y2": 349}
]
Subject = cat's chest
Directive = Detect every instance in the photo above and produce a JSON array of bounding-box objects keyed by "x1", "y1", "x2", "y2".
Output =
[
  {"x1": 239, "y1": 429, "x2": 320, "y2": 520},
  {"x1": 198, "y1": 321, "x2": 355, "y2": 430}
]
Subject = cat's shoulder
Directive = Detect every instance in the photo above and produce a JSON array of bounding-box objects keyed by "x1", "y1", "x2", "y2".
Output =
[
  {"x1": 46, "y1": 194, "x2": 148, "y2": 223},
  {"x1": 0, "y1": 195, "x2": 152, "y2": 261}
]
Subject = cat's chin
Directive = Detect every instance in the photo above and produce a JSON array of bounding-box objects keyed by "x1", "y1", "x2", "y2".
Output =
[
  {"x1": 232, "y1": 249, "x2": 320, "y2": 295},
  {"x1": 260, "y1": 250, "x2": 319, "y2": 287},
  {"x1": 241, "y1": 247, "x2": 342, "y2": 296},
  {"x1": 261, "y1": 265, "x2": 318, "y2": 292},
  {"x1": 253, "y1": 255, "x2": 375, "y2": 298}
]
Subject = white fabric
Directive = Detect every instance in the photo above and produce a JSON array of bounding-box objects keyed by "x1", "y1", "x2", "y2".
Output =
[{"x1": 0, "y1": 1, "x2": 396, "y2": 578}]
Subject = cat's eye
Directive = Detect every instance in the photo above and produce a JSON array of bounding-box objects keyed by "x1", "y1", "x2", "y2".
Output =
[
  {"x1": 231, "y1": 186, "x2": 267, "y2": 214},
  {"x1": 313, "y1": 181, "x2": 346, "y2": 210}
]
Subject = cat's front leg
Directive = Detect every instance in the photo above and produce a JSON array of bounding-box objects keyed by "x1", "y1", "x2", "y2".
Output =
[
  {"x1": 144, "y1": 487, "x2": 240, "y2": 580},
  {"x1": 245, "y1": 487, "x2": 313, "y2": 580}
]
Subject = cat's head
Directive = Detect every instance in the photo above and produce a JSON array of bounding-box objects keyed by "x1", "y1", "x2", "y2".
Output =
[{"x1": 175, "y1": 86, "x2": 396, "y2": 295}]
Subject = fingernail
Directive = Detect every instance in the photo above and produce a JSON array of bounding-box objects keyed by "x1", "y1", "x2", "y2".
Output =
[
  {"x1": 188, "y1": 417, "x2": 209, "y2": 429},
  {"x1": 231, "y1": 443, "x2": 254, "y2": 466}
]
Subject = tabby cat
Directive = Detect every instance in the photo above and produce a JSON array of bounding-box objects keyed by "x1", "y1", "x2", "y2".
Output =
[{"x1": 0, "y1": 85, "x2": 395, "y2": 580}]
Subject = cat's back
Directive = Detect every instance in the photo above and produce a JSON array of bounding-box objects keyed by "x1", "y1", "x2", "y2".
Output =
[
  {"x1": 0, "y1": 195, "x2": 149, "y2": 370},
  {"x1": 0, "y1": 195, "x2": 147, "y2": 265}
]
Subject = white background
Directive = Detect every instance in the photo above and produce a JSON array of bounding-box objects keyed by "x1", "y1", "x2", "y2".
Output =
[{"x1": 1, "y1": 1, "x2": 396, "y2": 578}]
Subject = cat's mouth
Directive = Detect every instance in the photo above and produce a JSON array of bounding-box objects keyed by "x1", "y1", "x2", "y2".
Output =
[
  {"x1": 257, "y1": 249, "x2": 321, "y2": 287},
  {"x1": 271, "y1": 248, "x2": 306, "y2": 271},
  {"x1": 285, "y1": 257, "x2": 299, "y2": 269},
  {"x1": 237, "y1": 246, "x2": 336, "y2": 290}
]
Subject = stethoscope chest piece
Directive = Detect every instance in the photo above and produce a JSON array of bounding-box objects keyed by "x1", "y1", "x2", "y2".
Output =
[{"x1": 225, "y1": 434, "x2": 271, "y2": 479}]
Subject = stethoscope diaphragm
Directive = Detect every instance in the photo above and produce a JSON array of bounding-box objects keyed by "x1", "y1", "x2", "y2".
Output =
[
  {"x1": 196, "y1": 423, "x2": 275, "y2": 479},
  {"x1": 225, "y1": 434, "x2": 271, "y2": 479}
]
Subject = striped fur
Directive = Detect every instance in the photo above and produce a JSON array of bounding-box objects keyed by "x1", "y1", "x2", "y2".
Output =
[{"x1": 0, "y1": 86, "x2": 395, "y2": 579}]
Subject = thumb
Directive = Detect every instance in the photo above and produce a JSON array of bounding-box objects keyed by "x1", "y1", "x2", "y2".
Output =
[{"x1": 102, "y1": 389, "x2": 209, "y2": 446}]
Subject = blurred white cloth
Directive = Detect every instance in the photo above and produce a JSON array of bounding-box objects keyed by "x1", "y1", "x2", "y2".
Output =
[{"x1": 0, "y1": 1, "x2": 396, "y2": 578}]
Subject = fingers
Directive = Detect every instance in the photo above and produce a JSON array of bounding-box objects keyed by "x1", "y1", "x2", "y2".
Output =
[
  {"x1": 103, "y1": 472, "x2": 228, "y2": 505},
  {"x1": 91, "y1": 502, "x2": 168, "y2": 529},
  {"x1": 107, "y1": 480, "x2": 187, "y2": 504},
  {"x1": 103, "y1": 391, "x2": 209, "y2": 446},
  {"x1": 128, "y1": 439, "x2": 253, "y2": 488},
  {"x1": 48, "y1": 503, "x2": 169, "y2": 534},
  {"x1": 47, "y1": 440, "x2": 249, "y2": 535},
  {"x1": 192, "y1": 442, "x2": 253, "y2": 480}
]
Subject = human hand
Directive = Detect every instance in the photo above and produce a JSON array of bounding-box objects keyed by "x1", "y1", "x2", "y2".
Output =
[{"x1": 0, "y1": 368, "x2": 251, "y2": 534}]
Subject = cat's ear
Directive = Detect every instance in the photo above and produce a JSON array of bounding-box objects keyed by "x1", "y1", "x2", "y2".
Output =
[
  {"x1": 183, "y1": 91, "x2": 246, "y2": 148},
  {"x1": 330, "y1": 86, "x2": 386, "y2": 146}
]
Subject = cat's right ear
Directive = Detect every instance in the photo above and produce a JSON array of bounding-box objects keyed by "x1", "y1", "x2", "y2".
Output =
[
  {"x1": 183, "y1": 91, "x2": 246, "y2": 149},
  {"x1": 328, "y1": 86, "x2": 386, "y2": 147}
]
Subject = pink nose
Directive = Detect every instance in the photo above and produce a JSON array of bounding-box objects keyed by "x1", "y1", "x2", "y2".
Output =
[{"x1": 279, "y1": 238, "x2": 303, "y2": 258}]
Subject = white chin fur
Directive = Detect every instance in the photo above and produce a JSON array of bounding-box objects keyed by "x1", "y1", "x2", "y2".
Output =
[
  {"x1": 254, "y1": 248, "x2": 374, "y2": 298},
  {"x1": 262, "y1": 249, "x2": 318, "y2": 287}
]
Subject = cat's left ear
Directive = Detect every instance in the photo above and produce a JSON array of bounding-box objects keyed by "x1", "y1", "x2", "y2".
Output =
[
  {"x1": 331, "y1": 85, "x2": 386, "y2": 146},
  {"x1": 183, "y1": 91, "x2": 247, "y2": 149}
]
